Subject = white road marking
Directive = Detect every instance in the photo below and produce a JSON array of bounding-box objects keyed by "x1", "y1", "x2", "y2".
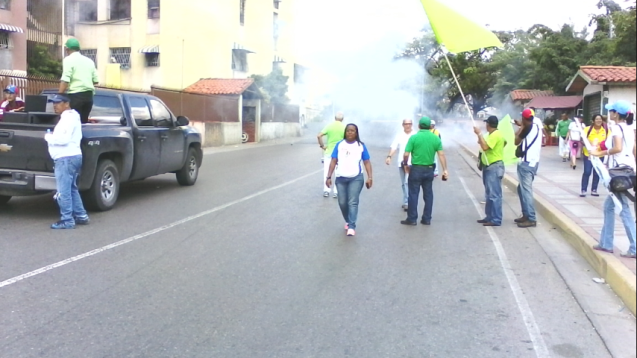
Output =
[
  {"x1": 0, "y1": 169, "x2": 322, "y2": 289},
  {"x1": 458, "y1": 176, "x2": 551, "y2": 358}
]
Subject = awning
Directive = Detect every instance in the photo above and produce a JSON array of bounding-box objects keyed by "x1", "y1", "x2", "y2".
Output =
[
  {"x1": 526, "y1": 96, "x2": 583, "y2": 109},
  {"x1": 0, "y1": 23, "x2": 24, "y2": 33},
  {"x1": 273, "y1": 56, "x2": 286, "y2": 63},
  {"x1": 232, "y1": 42, "x2": 255, "y2": 53},
  {"x1": 139, "y1": 45, "x2": 160, "y2": 54}
]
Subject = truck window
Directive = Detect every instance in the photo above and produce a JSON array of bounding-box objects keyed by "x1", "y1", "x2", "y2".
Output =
[
  {"x1": 129, "y1": 97, "x2": 153, "y2": 127},
  {"x1": 89, "y1": 95, "x2": 124, "y2": 124},
  {"x1": 149, "y1": 99, "x2": 172, "y2": 128}
]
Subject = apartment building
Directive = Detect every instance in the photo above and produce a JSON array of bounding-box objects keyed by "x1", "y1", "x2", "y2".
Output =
[
  {"x1": 61, "y1": 0, "x2": 300, "y2": 96},
  {"x1": 0, "y1": 0, "x2": 27, "y2": 74}
]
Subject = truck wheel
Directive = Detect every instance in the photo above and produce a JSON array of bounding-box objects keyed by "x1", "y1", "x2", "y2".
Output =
[
  {"x1": 176, "y1": 148, "x2": 199, "y2": 186},
  {"x1": 0, "y1": 195, "x2": 11, "y2": 205},
  {"x1": 83, "y1": 159, "x2": 120, "y2": 211}
]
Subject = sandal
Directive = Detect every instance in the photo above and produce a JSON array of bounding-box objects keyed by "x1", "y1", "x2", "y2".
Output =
[{"x1": 593, "y1": 244, "x2": 614, "y2": 254}]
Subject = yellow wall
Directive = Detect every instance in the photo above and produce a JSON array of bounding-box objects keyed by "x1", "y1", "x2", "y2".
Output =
[{"x1": 70, "y1": 0, "x2": 297, "y2": 95}]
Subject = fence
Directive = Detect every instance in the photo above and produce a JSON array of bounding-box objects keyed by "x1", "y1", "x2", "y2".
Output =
[
  {"x1": 0, "y1": 74, "x2": 150, "y2": 98},
  {"x1": 261, "y1": 103, "x2": 300, "y2": 123},
  {"x1": 151, "y1": 86, "x2": 239, "y2": 123}
]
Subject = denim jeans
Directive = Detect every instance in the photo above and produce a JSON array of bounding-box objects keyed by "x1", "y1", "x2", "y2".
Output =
[
  {"x1": 599, "y1": 193, "x2": 636, "y2": 254},
  {"x1": 54, "y1": 155, "x2": 88, "y2": 224},
  {"x1": 517, "y1": 162, "x2": 539, "y2": 222},
  {"x1": 581, "y1": 155, "x2": 600, "y2": 192},
  {"x1": 335, "y1": 174, "x2": 365, "y2": 230},
  {"x1": 407, "y1": 165, "x2": 435, "y2": 222},
  {"x1": 482, "y1": 161, "x2": 504, "y2": 225},
  {"x1": 398, "y1": 167, "x2": 408, "y2": 205}
]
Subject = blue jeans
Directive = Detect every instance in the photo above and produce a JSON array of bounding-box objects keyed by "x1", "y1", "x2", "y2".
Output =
[
  {"x1": 517, "y1": 162, "x2": 539, "y2": 222},
  {"x1": 54, "y1": 155, "x2": 88, "y2": 224},
  {"x1": 407, "y1": 165, "x2": 435, "y2": 222},
  {"x1": 482, "y1": 161, "x2": 504, "y2": 225},
  {"x1": 581, "y1": 155, "x2": 600, "y2": 192},
  {"x1": 599, "y1": 193, "x2": 636, "y2": 254},
  {"x1": 335, "y1": 174, "x2": 365, "y2": 230},
  {"x1": 399, "y1": 167, "x2": 408, "y2": 205}
]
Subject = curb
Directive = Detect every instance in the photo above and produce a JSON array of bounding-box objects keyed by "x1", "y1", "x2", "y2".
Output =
[{"x1": 457, "y1": 143, "x2": 637, "y2": 316}]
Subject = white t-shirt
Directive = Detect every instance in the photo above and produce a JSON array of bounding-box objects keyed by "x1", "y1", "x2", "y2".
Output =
[
  {"x1": 520, "y1": 122, "x2": 542, "y2": 167},
  {"x1": 331, "y1": 140, "x2": 371, "y2": 178},
  {"x1": 45, "y1": 109, "x2": 83, "y2": 160},
  {"x1": 609, "y1": 122, "x2": 636, "y2": 171},
  {"x1": 568, "y1": 121, "x2": 583, "y2": 141},
  {"x1": 390, "y1": 130, "x2": 416, "y2": 167}
]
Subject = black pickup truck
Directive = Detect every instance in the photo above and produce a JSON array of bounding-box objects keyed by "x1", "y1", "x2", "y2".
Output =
[{"x1": 0, "y1": 89, "x2": 203, "y2": 211}]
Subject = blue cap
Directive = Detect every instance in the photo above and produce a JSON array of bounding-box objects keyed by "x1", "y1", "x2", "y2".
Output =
[
  {"x1": 605, "y1": 100, "x2": 632, "y2": 115},
  {"x1": 3, "y1": 85, "x2": 17, "y2": 94},
  {"x1": 48, "y1": 94, "x2": 70, "y2": 103}
]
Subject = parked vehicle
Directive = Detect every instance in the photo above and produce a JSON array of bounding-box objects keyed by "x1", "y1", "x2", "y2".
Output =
[{"x1": 0, "y1": 89, "x2": 203, "y2": 211}]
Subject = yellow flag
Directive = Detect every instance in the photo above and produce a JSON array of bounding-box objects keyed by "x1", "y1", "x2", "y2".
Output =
[{"x1": 419, "y1": 0, "x2": 503, "y2": 53}]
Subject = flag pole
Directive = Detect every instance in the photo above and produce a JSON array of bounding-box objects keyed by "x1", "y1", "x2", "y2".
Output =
[{"x1": 441, "y1": 47, "x2": 475, "y2": 126}]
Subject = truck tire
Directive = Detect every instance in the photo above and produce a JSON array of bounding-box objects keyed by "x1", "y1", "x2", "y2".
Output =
[
  {"x1": 176, "y1": 147, "x2": 199, "y2": 186},
  {"x1": 83, "y1": 159, "x2": 120, "y2": 211},
  {"x1": 0, "y1": 195, "x2": 11, "y2": 205}
]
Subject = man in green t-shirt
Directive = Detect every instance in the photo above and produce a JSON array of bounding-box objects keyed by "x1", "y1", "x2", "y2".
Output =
[
  {"x1": 59, "y1": 38, "x2": 99, "y2": 124},
  {"x1": 401, "y1": 116, "x2": 448, "y2": 226},
  {"x1": 474, "y1": 116, "x2": 506, "y2": 226},
  {"x1": 555, "y1": 112, "x2": 571, "y2": 161},
  {"x1": 317, "y1": 112, "x2": 346, "y2": 197}
]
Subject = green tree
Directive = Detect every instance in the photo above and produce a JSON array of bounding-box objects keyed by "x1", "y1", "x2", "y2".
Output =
[
  {"x1": 250, "y1": 67, "x2": 289, "y2": 104},
  {"x1": 27, "y1": 44, "x2": 62, "y2": 78}
]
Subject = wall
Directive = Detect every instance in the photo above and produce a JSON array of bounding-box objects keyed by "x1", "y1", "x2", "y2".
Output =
[
  {"x1": 608, "y1": 86, "x2": 636, "y2": 107},
  {"x1": 583, "y1": 83, "x2": 603, "y2": 96},
  {"x1": 0, "y1": 1, "x2": 27, "y2": 71},
  {"x1": 260, "y1": 122, "x2": 300, "y2": 141}
]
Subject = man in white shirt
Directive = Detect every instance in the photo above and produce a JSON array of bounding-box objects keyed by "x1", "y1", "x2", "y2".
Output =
[
  {"x1": 513, "y1": 108, "x2": 542, "y2": 228},
  {"x1": 385, "y1": 118, "x2": 416, "y2": 210},
  {"x1": 45, "y1": 94, "x2": 89, "y2": 229}
]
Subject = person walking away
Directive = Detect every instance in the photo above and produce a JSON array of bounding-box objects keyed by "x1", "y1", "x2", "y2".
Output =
[
  {"x1": 385, "y1": 118, "x2": 415, "y2": 211},
  {"x1": 590, "y1": 101, "x2": 636, "y2": 258},
  {"x1": 318, "y1": 112, "x2": 346, "y2": 198},
  {"x1": 555, "y1": 113, "x2": 571, "y2": 162},
  {"x1": 0, "y1": 85, "x2": 25, "y2": 121},
  {"x1": 59, "y1": 38, "x2": 99, "y2": 124},
  {"x1": 44, "y1": 94, "x2": 89, "y2": 229},
  {"x1": 513, "y1": 109, "x2": 542, "y2": 228},
  {"x1": 474, "y1": 116, "x2": 506, "y2": 226},
  {"x1": 566, "y1": 116, "x2": 584, "y2": 169},
  {"x1": 430, "y1": 120, "x2": 442, "y2": 177},
  {"x1": 401, "y1": 117, "x2": 449, "y2": 226},
  {"x1": 325, "y1": 124, "x2": 373, "y2": 237},
  {"x1": 580, "y1": 114, "x2": 608, "y2": 197}
]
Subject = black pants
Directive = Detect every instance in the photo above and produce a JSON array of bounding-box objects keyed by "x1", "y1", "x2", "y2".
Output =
[{"x1": 68, "y1": 91, "x2": 94, "y2": 124}]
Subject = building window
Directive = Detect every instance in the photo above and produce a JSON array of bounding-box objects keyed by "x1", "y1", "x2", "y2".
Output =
[
  {"x1": 145, "y1": 53, "x2": 159, "y2": 67},
  {"x1": 232, "y1": 50, "x2": 248, "y2": 72},
  {"x1": 240, "y1": 0, "x2": 246, "y2": 26},
  {"x1": 78, "y1": 0, "x2": 98, "y2": 21},
  {"x1": 0, "y1": 0, "x2": 10, "y2": 10},
  {"x1": 273, "y1": 12, "x2": 279, "y2": 51},
  {"x1": 0, "y1": 32, "x2": 10, "y2": 49},
  {"x1": 81, "y1": 49, "x2": 98, "y2": 67},
  {"x1": 273, "y1": 0, "x2": 280, "y2": 9},
  {"x1": 148, "y1": 0, "x2": 160, "y2": 19},
  {"x1": 110, "y1": 0, "x2": 131, "y2": 20},
  {"x1": 110, "y1": 47, "x2": 131, "y2": 66}
]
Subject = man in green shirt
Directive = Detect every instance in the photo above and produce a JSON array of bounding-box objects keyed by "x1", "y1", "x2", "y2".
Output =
[
  {"x1": 556, "y1": 112, "x2": 570, "y2": 161},
  {"x1": 317, "y1": 112, "x2": 346, "y2": 197},
  {"x1": 474, "y1": 116, "x2": 506, "y2": 226},
  {"x1": 401, "y1": 116, "x2": 448, "y2": 225},
  {"x1": 59, "y1": 38, "x2": 99, "y2": 124}
]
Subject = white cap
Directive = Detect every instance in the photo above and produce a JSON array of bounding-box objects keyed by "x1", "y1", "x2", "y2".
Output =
[{"x1": 430, "y1": 120, "x2": 436, "y2": 125}]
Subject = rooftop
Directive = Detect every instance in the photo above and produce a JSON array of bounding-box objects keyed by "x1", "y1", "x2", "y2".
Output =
[
  {"x1": 184, "y1": 78, "x2": 256, "y2": 95},
  {"x1": 509, "y1": 89, "x2": 554, "y2": 101}
]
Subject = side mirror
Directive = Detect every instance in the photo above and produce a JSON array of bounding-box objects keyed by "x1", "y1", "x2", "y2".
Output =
[
  {"x1": 176, "y1": 116, "x2": 190, "y2": 126},
  {"x1": 120, "y1": 117, "x2": 127, "y2": 126}
]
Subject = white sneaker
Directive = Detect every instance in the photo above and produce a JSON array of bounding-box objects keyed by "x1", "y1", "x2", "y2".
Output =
[
  {"x1": 323, "y1": 191, "x2": 329, "y2": 197},
  {"x1": 346, "y1": 228, "x2": 356, "y2": 236},
  {"x1": 333, "y1": 193, "x2": 338, "y2": 198}
]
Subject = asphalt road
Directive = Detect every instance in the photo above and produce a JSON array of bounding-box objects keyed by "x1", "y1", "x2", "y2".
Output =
[{"x1": 0, "y1": 125, "x2": 627, "y2": 358}]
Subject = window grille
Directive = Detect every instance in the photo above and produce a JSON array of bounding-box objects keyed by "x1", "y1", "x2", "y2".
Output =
[
  {"x1": 232, "y1": 50, "x2": 248, "y2": 72},
  {"x1": 0, "y1": 32, "x2": 10, "y2": 49},
  {"x1": 109, "y1": 47, "x2": 131, "y2": 66},
  {"x1": 148, "y1": 0, "x2": 160, "y2": 19},
  {"x1": 145, "y1": 53, "x2": 159, "y2": 67},
  {"x1": 240, "y1": 0, "x2": 246, "y2": 25},
  {"x1": 81, "y1": 49, "x2": 98, "y2": 67},
  {"x1": 0, "y1": 0, "x2": 10, "y2": 10},
  {"x1": 274, "y1": 0, "x2": 280, "y2": 9}
]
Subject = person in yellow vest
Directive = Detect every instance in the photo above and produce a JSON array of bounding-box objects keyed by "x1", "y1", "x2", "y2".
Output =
[
  {"x1": 430, "y1": 120, "x2": 442, "y2": 177},
  {"x1": 580, "y1": 114, "x2": 609, "y2": 197}
]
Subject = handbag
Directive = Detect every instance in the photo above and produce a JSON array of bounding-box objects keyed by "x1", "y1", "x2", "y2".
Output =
[
  {"x1": 477, "y1": 152, "x2": 484, "y2": 171},
  {"x1": 608, "y1": 166, "x2": 636, "y2": 193}
]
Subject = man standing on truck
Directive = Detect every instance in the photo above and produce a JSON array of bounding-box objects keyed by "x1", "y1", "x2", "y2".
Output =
[
  {"x1": 45, "y1": 94, "x2": 90, "y2": 229},
  {"x1": 59, "y1": 38, "x2": 99, "y2": 124}
]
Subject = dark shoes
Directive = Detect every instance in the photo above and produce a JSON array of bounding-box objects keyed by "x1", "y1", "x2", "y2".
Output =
[
  {"x1": 514, "y1": 216, "x2": 528, "y2": 223},
  {"x1": 593, "y1": 244, "x2": 614, "y2": 254},
  {"x1": 75, "y1": 216, "x2": 90, "y2": 225},
  {"x1": 401, "y1": 220, "x2": 417, "y2": 226},
  {"x1": 420, "y1": 220, "x2": 431, "y2": 225},
  {"x1": 517, "y1": 220, "x2": 537, "y2": 228},
  {"x1": 51, "y1": 221, "x2": 75, "y2": 230},
  {"x1": 483, "y1": 222, "x2": 500, "y2": 226},
  {"x1": 477, "y1": 219, "x2": 488, "y2": 224}
]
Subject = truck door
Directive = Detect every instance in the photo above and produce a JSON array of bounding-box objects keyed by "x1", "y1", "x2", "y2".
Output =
[
  {"x1": 149, "y1": 99, "x2": 186, "y2": 173},
  {"x1": 128, "y1": 97, "x2": 162, "y2": 179}
]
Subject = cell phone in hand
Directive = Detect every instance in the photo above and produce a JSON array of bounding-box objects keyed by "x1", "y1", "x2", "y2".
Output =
[{"x1": 365, "y1": 182, "x2": 371, "y2": 189}]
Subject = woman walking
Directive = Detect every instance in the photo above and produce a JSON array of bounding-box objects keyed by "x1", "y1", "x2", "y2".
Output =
[
  {"x1": 590, "y1": 101, "x2": 636, "y2": 258},
  {"x1": 566, "y1": 116, "x2": 584, "y2": 169},
  {"x1": 580, "y1": 114, "x2": 608, "y2": 197},
  {"x1": 326, "y1": 124, "x2": 373, "y2": 237},
  {"x1": 555, "y1": 113, "x2": 571, "y2": 162}
]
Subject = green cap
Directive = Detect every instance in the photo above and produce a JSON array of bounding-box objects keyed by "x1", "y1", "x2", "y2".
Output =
[
  {"x1": 419, "y1": 116, "x2": 431, "y2": 128},
  {"x1": 65, "y1": 38, "x2": 81, "y2": 50}
]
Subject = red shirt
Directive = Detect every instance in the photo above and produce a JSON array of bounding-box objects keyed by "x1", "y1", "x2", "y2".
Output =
[{"x1": 0, "y1": 99, "x2": 25, "y2": 121}]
